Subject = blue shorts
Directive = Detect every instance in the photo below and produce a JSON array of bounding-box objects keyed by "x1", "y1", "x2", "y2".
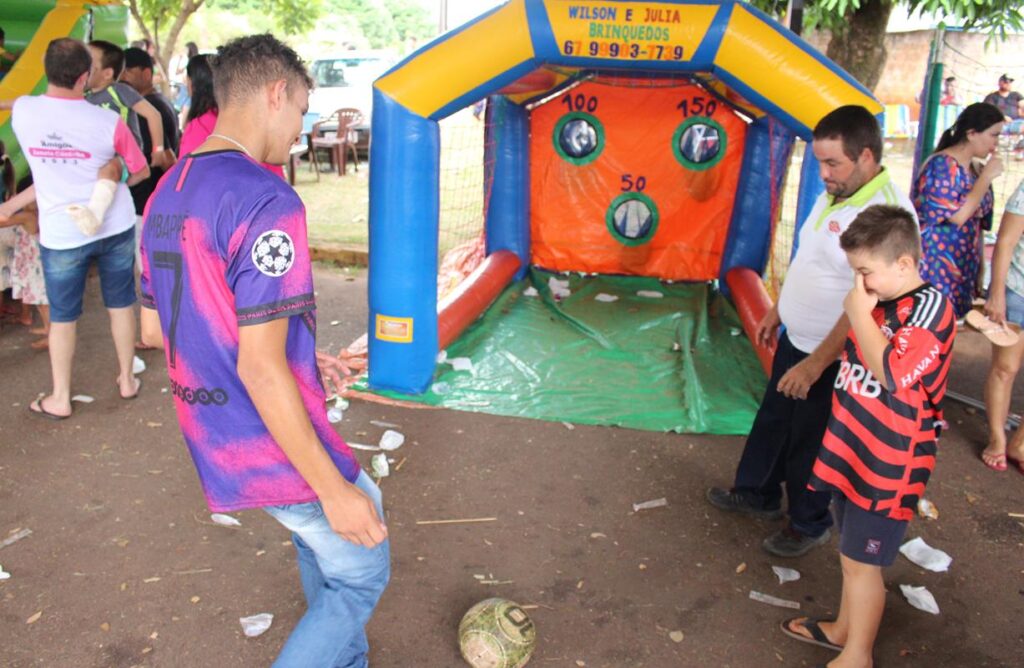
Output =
[
  {"x1": 832, "y1": 492, "x2": 908, "y2": 567},
  {"x1": 40, "y1": 227, "x2": 137, "y2": 323},
  {"x1": 1005, "y1": 287, "x2": 1024, "y2": 328}
]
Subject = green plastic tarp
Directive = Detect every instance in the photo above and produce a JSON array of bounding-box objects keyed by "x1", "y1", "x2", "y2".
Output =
[{"x1": 366, "y1": 269, "x2": 767, "y2": 434}]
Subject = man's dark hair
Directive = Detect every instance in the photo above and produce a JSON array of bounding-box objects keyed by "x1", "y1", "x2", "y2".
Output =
[
  {"x1": 210, "y1": 34, "x2": 312, "y2": 108},
  {"x1": 0, "y1": 28, "x2": 6, "y2": 42},
  {"x1": 88, "y1": 39, "x2": 125, "y2": 78},
  {"x1": 43, "y1": 38, "x2": 92, "y2": 89},
  {"x1": 840, "y1": 205, "x2": 921, "y2": 264},
  {"x1": 812, "y1": 105, "x2": 883, "y2": 163},
  {"x1": 124, "y1": 46, "x2": 153, "y2": 71}
]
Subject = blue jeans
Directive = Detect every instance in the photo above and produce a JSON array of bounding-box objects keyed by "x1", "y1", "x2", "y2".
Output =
[
  {"x1": 39, "y1": 226, "x2": 137, "y2": 322},
  {"x1": 263, "y1": 471, "x2": 390, "y2": 668}
]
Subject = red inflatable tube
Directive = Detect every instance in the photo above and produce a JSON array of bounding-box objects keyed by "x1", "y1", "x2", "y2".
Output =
[
  {"x1": 438, "y1": 250, "x2": 521, "y2": 350},
  {"x1": 725, "y1": 267, "x2": 776, "y2": 376}
]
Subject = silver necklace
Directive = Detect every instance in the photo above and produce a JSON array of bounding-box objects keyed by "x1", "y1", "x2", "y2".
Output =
[{"x1": 208, "y1": 133, "x2": 252, "y2": 157}]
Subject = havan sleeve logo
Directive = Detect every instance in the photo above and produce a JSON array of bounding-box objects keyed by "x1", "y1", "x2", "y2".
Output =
[{"x1": 251, "y1": 230, "x2": 295, "y2": 277}]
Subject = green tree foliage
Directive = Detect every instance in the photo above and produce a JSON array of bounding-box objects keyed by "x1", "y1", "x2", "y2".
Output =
[
  {"x1": 751, "y1": 0, "x2": 1024, "y2": 89},
  {"x1": 325, "y1": 0, "x2": 433, "y2": 49},
  {"x1": 129, "y1": 0, "x2": 323, "y2": 92},
  {"x1": 129, "y1": 0, "x2": 433, "y2": 91},
  {"x1": 341, "y1": 0, "x2": 399, "y2": 47},
  {"x1": 384, "y1": 0, "x2": 435, "y2": 43},
  {"x1": 753, "y1": 0, "x2": 1023, "y2": 38}
]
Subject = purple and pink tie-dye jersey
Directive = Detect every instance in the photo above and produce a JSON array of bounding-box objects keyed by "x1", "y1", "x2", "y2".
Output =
[{"x1": 140, "y1": 150, "x2": 359, "y2": 512}]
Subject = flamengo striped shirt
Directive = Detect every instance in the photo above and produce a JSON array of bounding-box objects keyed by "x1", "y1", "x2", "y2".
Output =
[{"x1": 809, "y1": 283, "x2": 955, "y2": 521}]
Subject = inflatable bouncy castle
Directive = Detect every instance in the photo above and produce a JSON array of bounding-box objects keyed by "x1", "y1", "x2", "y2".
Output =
[{"x1": 364, "y1": 0, "x2": 882, "y2": 434}]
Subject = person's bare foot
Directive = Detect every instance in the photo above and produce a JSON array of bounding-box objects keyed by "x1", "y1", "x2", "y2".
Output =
[
  {"x1": 1006, "y1": 444, "x2": 1024, "y2": 474},
  {"x1": 30, "y1": 337, "x2": 49, "y2": 351},
  {"x1": 29, "y1": 326, "x2": 48, "y2": 336},
  {"x1": 117, "y1": 375, "x2": 142, "y2": 400},
  {"x1": 982, "y1": 442, "x2": 1008, "y2": 471}
]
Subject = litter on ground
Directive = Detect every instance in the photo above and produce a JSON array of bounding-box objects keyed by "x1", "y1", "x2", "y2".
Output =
[
  {"x1": 239, "y1": 613, "x2": 274, "y2": 637},
  {"x1": 900, "y1": 585, "x2": 940, "y2": 614},
  {"x1": 749, "y1": 590, "x2": 800, "y2": 610},
  {"x1": 772, "y1": 566, "x2": 800, "y2": 584},
  {"x1": 899, "y1": 537, "x2": 952, "y2": 572},
  {"x1": 210, "y1": 514, "x2": 242, "y2": 528},
  {"x1": 632, "y1": 498, "x2": 668, "y2": 512}
]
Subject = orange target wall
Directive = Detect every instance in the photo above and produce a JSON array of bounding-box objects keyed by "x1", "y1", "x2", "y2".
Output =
[{"x1": 530, "y1": 81, "x2": 746, "y2": 281}]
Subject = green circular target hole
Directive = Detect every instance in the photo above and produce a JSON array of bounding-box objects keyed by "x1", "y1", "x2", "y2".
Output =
[
  {"x1": 605, "y1": 192, "x2": 659, "y2": 246},
  {"x1": 673, "y1": 117, "x2": 726, "y2": 171},
  {"x1": 553, "y1": 112, "x2": 605, "y2": 165}
]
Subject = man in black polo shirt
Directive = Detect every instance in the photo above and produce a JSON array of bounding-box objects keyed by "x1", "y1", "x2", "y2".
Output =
[{"x1": 121, "y1": 47, "x2": 180, "y2": 213}]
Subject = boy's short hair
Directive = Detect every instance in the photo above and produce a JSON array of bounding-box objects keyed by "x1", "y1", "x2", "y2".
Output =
[
  {"x1": 44, "y1": 38, "x2": 92, "y2": 89},
  {"x1": 812, "y1": 105, "x2": 883, "y2": 163},
  {"x1": 840, "y1": 205, "x2": 921, "y2": 264},
  {"x1": 88, "y1": 40, "x2": 125, "y2": 78},
  {"x1": 210, "y1": 34, "x2": 312, "y2": 108},
  {"x1": 124, "y1": 46, "x2": 153, "y2": 71}
]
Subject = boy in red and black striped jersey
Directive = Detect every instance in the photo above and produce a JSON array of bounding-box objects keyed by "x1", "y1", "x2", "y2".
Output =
[{"x1": 782, "y1": 205, "x2": 955, "y2": 666}]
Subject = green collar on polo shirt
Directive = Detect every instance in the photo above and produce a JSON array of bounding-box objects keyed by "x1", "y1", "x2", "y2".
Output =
[{"x1": 814, "y1": 167, "x2": 897, "y2": 230}]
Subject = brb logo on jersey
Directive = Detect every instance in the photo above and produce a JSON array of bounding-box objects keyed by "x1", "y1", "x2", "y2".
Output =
[
  {"x1": 252, "y1": 230, "x2": 294, "y2": 277},
  {"x1": 835, "y1": 360, "x2": 882, "y2": 398}
]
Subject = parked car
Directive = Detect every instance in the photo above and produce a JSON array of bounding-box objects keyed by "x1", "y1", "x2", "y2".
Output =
[{"x1": 308, "y1": 52, "x2": 394, "y2": 150}]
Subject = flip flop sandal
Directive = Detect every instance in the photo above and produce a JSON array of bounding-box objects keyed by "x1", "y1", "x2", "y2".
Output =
[
  {"x1": 965, "y1": 310, "x2": 1020, "y2": 347},
  {"x1": 29, "y1": 397, "x2": 71, "y2": 421},
  {"x1": 981, "y1": 451, "x2": 1008, "y2": 472},
  {"x1": 780, "y1": 616, "x2": 843, "y2": 653}
]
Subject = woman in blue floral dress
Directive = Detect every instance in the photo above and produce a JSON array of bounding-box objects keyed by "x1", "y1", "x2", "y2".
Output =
[{"x1": 913, "y1": 103, "x2": 1005, "y2": 317}]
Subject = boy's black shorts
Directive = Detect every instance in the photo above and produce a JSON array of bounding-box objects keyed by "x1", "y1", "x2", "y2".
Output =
[{"x1": 833, "y1": 492, "x2": 908, "y2": 567}]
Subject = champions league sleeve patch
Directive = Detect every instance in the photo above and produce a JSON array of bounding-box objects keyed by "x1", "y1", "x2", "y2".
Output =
[{"x1": 251, "y1": 230, "x2": 295, "y2": 277}]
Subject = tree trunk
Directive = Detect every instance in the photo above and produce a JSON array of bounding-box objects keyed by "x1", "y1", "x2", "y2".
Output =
[
  {"x1": 825, "y1": 0, "x2": 895, "y2": 92},
  {"x1": 128, "y1": 0, "x2": 206, "y2": 97}
]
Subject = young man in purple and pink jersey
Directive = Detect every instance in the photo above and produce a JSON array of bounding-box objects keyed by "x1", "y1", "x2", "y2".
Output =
[{"x1": 139, "y1": 35, "x2": 389, "y2": 667}]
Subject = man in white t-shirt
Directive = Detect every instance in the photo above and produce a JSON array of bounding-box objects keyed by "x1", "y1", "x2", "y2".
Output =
[
  {"x1": 4, "y1": 38, "x2": 149, "y2": 419},
  {"x1": 707, "y1": 106, "x2": 917, "y2": 558}
]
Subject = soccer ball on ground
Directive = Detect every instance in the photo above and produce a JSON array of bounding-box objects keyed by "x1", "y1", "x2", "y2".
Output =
[{"x1": 458, "y1": 598, "x2": 536, "y2": 668}]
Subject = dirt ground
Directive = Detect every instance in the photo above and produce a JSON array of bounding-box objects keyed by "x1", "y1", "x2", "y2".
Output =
[{"x1": 1, "y1": 267, "x2": 1022, "y2": 668}]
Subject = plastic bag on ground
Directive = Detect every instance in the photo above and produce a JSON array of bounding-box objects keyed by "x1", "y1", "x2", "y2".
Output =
[
  {"x1": 379, "y1": 430, "x2": 404, "y2": 451},
  {"x1": 210, "y1": 513, "x2": 242, "y2": 527},
  {"x1": 900, "y1": 585, "x2": 940, "y2": 614},
  {"x1": 240, "y1": 613, "x2": 274, "y2": 637},
  {"x1": 772, "y1": 566, "x2": 801, "y2": 584},
  {"x1": 899, "y1": 537, "x2": 952, "y2": 572}
]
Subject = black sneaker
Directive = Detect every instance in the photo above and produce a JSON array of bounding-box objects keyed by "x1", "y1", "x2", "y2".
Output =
[
  {"x1": 705, "y1": 487, "x2": 784, "y2": 520},
  {"x1": 762, "y1": 527, "x2": 831, "y2": 558}
]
